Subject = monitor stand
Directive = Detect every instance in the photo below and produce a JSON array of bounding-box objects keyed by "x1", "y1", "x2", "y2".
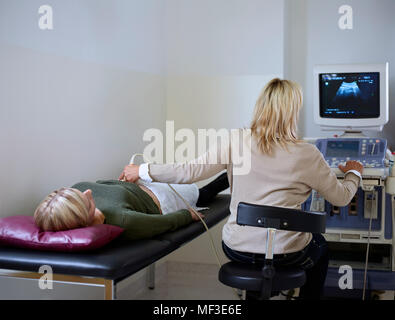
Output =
[{"x1": 340, "y1": 131, "x2": 366, "y2": 138}]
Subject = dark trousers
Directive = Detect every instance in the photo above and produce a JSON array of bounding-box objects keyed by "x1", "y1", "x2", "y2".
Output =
[
  {"x1": 222, "y1": 234, "x2": 329, "y2": 299},
  {"x1": 197, "y1": 172, "x2": 230, "y2": 207}
]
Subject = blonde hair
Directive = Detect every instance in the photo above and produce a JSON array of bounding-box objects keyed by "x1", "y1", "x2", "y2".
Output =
[
  {"x1": 250, "y1": 78, "x2": 303, "y2": 155},
  {"x1": 34, "y1": 188, "x2": 92, "y2": 231}
]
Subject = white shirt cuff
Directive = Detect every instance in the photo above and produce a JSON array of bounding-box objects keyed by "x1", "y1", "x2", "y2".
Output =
[
  {"x1": 139, "y1": 163, "x2": 153, "y2": 182},
  {"x1": 345, "y1": 170, "x2": 363, "y2": 186}
]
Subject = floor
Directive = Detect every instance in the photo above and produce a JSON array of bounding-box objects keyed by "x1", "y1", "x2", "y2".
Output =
[
  {"x1": 118, "y1": 262, "x2": 239, "y2": 300},
  {"x1": 116, "y1": 261, "x2": 395, "y2": 300},
  {"x1": 117, "y1": 261, "x2": 286, "y2": 300}
]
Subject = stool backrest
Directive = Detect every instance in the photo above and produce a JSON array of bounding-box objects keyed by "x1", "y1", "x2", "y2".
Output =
[{"x1": 237, "y1": 202, "x2": 326, "y2": 234}]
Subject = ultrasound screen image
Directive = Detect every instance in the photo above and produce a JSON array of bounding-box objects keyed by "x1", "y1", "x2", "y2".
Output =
[{"x1": 319, "y1": 72, "x2": 380, "y2": 118}]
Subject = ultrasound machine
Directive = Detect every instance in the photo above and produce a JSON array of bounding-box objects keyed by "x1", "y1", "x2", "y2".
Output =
[{"x1": 302, "y1": 63, "x2": 395, "y2": 297}]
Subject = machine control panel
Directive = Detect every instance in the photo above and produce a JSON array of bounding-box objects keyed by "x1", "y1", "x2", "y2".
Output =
[{"x1": 315, "y1": 138, "x2": 388, "y2": 177}]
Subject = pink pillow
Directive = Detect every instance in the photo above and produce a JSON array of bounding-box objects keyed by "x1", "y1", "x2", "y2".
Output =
[{"x1": 0, "y1": 216, "x2": 124, "y2": 252}]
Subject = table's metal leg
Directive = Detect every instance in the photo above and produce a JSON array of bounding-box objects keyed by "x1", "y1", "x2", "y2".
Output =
[
  {"x1": 105, "y1": 279, "x2": 116, "y2": 300},
  {"x1": 147, "y1": 263, "x2": 156, "y2": 290}
]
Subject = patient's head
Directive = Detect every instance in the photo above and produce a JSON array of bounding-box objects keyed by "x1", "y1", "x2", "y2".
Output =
[{"x1": 34, "y1": 188, "x2": 104, "y2": 231}]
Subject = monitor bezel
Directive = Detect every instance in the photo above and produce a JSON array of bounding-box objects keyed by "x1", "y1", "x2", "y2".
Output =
[{"x1": 313, "y1": 63, "x2": 389, "y2": 131}]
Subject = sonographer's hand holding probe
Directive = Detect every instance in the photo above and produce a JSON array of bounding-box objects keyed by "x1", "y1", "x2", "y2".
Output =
[
  {"x1": 338, "y1": 160, "x2": 364, "y2": 175},
  {"x1": 119, "y1": 164, "x2": 140, "y2": 182}
]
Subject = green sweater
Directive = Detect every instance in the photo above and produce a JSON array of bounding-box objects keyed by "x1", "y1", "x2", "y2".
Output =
[{"x1": 72, "y1": 180, "x2": 193, "y2": 240}]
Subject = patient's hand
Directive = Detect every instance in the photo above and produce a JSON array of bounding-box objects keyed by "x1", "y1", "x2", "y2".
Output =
[
  {"x1": 189, "y1": 208, "x2": 205, "y2": 222},
  {"x1": 119, "y1": 164, "x2": 140, "y2": 183}
]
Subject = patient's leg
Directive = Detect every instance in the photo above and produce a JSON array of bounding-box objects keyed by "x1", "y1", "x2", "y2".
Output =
[{"x1": 196, "y1": 172, "x2": 229, "y2": 206}]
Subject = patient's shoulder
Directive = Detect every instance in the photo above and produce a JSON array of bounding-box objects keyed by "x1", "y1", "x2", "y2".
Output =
[
  {"x1": 71, "y1": 181, "x2": 97, "y2": 191},
  {"x1": 72, "y1": 180, "x2": 121, "y2": 190}
]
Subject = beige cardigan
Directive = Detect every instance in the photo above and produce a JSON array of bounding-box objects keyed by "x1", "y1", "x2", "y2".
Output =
[{"x1": 146, "y1": 133, "x2": 360, "y2": 254}]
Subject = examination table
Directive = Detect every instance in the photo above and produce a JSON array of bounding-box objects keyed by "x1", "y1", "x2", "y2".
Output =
[{"x1": 0, "y1": 195, "x2": 231, "y2": 300}]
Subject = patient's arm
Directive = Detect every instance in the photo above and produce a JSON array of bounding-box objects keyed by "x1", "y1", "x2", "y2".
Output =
[{"x1": 115, "y1": 208, "x2": 193, "y2": 240}]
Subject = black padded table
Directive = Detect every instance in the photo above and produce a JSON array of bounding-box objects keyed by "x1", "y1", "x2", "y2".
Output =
[
  {"x1": 154, "y1": 195, "x2": 231, "y2": 246},
  {"x1": 0, "y1": 195, "x2": 231, "y2": 299}
]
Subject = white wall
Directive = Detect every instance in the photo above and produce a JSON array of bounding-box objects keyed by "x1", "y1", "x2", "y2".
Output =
[
  {"x1": 163, "y1": 0, "x2": 285, "y2": 264},
  {"x1": 0, "y1": 0, "x2": 166, "y2": 73},
  {"x1": 285, "y1": 0, "x2": 395, "y2": 149},
  {"x1": 165, "y1": 0, "x2": 284, "y2": 132},
  {"x1": 0, "y1": 0, "x2": 166, "y2": 218}
]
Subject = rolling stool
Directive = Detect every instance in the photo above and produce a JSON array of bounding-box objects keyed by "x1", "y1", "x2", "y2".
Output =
[{"x1": 219, "y1": 202, "x2": 326, "y2": 300}]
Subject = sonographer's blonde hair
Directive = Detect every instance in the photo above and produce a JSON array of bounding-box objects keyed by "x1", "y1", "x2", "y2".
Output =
[
  {"x1": 250, "y1": 78, "x2": 303, "y2": 155},
  {"x1": 34, "y1": 188, "x2": 91, "y2": 231}
]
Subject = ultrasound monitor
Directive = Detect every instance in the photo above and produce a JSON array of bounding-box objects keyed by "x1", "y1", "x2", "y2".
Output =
[
  {"x1": 320, "y1": 72, "x2": 380, "y2": 118},
  {"x1": 314, "y1": 63, "x2": 389, "y2": 131}
]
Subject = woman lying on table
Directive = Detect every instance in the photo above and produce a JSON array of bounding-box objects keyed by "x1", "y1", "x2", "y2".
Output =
[{"x1": 33, "y1": 173, "x2": 229, "y2": 240}]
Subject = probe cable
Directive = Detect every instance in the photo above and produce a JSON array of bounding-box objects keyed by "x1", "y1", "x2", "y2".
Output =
[{"x1": 362, "y1": 192, "x2": 374, "y2": 301}]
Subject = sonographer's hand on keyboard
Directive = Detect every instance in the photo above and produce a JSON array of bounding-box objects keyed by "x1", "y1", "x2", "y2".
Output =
[{"x1": 338, "y1": 160, "x2": 364, "y2": 175}]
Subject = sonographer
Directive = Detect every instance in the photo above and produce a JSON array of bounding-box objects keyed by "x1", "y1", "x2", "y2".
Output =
[{"x1": 120, "y1": 78, "x2": 364, "y2": 299}]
